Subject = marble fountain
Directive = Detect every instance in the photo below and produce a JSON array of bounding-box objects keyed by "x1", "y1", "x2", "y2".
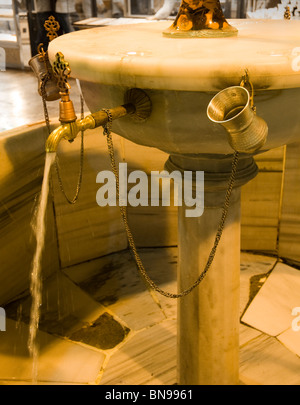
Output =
[
  {"x1": 2, "y1": 1, "x2": 300, "y2": 386},
  {"x1": 43, "y1": 0, "x2": 300, "y2": 384}
]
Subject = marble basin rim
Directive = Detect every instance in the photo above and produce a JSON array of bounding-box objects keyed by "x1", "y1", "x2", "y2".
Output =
[{"x1": 48, "y1": 19, "x2": 300, "y2": 157}]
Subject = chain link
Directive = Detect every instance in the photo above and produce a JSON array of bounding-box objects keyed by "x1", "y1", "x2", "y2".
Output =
[
  {"x1": 54, "y1": 94, "x2": 85, "y2": 204},
  {"x1": 40, "y1": 75, "x2": 52, "y2": 136},
  {"x1": 101, "y1": 109, "x2": 240, "y2": 299}
]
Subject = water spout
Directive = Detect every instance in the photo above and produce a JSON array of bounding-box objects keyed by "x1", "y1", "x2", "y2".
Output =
[{"x1": 45, "y1": 89, "x2": 152, "y2": 152}]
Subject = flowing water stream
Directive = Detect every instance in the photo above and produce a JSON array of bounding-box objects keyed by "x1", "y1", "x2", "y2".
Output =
[{"x1": 27, "y1": 152, "x2": 56, "y2": 383}]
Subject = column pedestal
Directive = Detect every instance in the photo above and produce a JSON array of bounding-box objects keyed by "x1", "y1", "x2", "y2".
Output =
[{"x1": 165, "y1": 154, "x2": 258, "y2": 385}]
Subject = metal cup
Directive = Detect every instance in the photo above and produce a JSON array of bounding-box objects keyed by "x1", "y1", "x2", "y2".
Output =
[
  {"x1": 28, "y1": 53, "x2": 61, "y2": 101},
  {"x1": 207, "y1": 86, "x2": 268, "y2": 154}
]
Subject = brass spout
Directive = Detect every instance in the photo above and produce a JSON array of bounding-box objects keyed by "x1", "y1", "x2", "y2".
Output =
[
  {"x1": 46, "y1": 122, "x2": 79, "y2": 153},
  {"x1": 45, "y1": 106, "x2": 128, "y2": 152},
  {"x1": 45, "y1": 88, "x2": 152, "y2": 153}
]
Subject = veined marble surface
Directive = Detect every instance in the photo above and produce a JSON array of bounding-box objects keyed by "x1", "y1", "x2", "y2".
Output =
[
  {"x1": 48, "y1": 19, "x2": 300, "y2": 91},
  {"x1": 48, "y1": 20, "x2": 300, "y2": 156},
  {"x1": 241, "y1": 262, "x2": 300, "y2": 337},
  {"x1": 2, "y1": 250, "x2": 300, "y2": 385}
]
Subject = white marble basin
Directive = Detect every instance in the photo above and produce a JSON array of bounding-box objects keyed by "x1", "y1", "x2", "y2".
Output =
[{"x1": 48, "y1": 19, "x2": 300, "y2": 156}]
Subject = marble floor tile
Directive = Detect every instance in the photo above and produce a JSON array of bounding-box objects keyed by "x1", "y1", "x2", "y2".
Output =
[
  {"x1": 240, "y1": 334, "x2": 300, "y2": 385},
  {"x1": 239, "y1": 252, "x2": 277, "y2": 317},
  {"x1": 1, "y1": 249, "x2": 300, "y2": 386},
  {"x1": 5, "y1": 271, "x2": 107, "y2": 338},
  {"x1": 70, "y1": 250, "x2": 166, "y2": 331},
  {"x1": 65, "y1": 250, "x2": 276, "y2": 329},
  {"x1": 63, "y1": 251, "x2": 130, "y2": 284},
  {"x1": 277, "y1": 327, "x2": 300, "y2": 357},
  {"x1": 241, "y1": 262, "x2": 300, "y2": 336},
  {"x1": 68, "y1": 312, "x2": 130, "y2": 351},
  {"x1": 239, "y1": 323, "x2": 262, "y2": 347},
  {"x1": 0, "y1": 319, "x2": 105, "y2": 384},
  {"x1": 99, "y1": 319, "x2": 177, "y2": 385},
  {"x1": 134, "y1": 248, "x2": 178, "y2": 319}
]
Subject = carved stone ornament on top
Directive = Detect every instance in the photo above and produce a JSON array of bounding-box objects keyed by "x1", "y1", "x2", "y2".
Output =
[{"x1": 163, "y1": 0, "x2": 238, "y2": 37}]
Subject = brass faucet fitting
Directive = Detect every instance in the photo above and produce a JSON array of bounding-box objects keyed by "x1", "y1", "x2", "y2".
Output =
[
  {"x1": 45, "y1": 88, "x2": 152, "y2": 153},
  {"x1": 59, "y1": 92, "x2": 77, "y2": 123}
]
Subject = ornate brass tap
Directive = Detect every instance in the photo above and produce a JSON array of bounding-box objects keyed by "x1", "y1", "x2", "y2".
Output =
[
  {"x1": 45, "y1": 87, "x2": 152, "y2": 153},
  {"x1": 52, "y1": 52, "x2": 77, "y2": 123}
]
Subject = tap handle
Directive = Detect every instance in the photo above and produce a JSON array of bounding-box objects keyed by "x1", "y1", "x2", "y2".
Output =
[
  {"x1": 51, "y1": 52, "x2": 77, "y2": 123},
  {"x1": 52, "y1": 52, "x2": 72, "y2": 94}
]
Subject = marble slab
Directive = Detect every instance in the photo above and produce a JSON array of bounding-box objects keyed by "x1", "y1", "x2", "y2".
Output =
[
  {"x1": 241, "y1": 262, "x2": 300, "y2": 336},
  {"x1": 277, "y1": 327, "x2": 300, "y2": 357},
  {"x1": 278, "y1": 141, "x2": 300, "y2": 264},
  {"x1": 241, "y1": 171, "x2": 283, "y2": 253},
  {"x1": 0, "y1": 319, "x2": 105, "y2": 384},
  {"x1": 137, "y1": 248, "x2": 178, "y2": 319},
  {"x1": 240, "y1": 334, "x2": 300, "y2": 385},
  {"x1": 0, "y1": 123, "x2": 60, "y2": 306},
  {"x1": 65, "y1": 249, "x2": 166, "y2": 331},
  {"x1": 5, "y1": 271, "x2": 106, "y2": 338},
  {"x1": 239, "y1": 252, "x2": 277, "y2": 317},
  {"x1": 253, "y1": 147, "x2": 285, "y2": 172},
  {"x1": 241, "y1": 147, "x2": 284, "y2": 253},
  {"x1": 64, "y1": 247, "x2": 178, "y2": 321},
  {"x1": 99, "y1": 319, "x2": 177, "y2": 385},
  {"x1": 49, "y1": 20, "x2": 300, "y2": 92},
  {"x1": 239, "y1": 323, "x2": 262, "y2": 348}
]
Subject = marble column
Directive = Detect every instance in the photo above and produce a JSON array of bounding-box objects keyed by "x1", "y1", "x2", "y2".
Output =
[{"x1": 165, "y1": 154, "x2": 258, "y2": 385}]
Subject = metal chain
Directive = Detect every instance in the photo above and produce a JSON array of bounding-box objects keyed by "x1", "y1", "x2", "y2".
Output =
[
  {"x1": 240, "y1": 69, "x2": 256, "y2": 112},
  {"x1": 101, "y1": 108, "x2": 240, "y2": 299},
  {"x1": 41, "y1": 73, "x2": 85, "y2": 205},
  {"x1": 40, "y1": 74, "x2": 52, "y2": 136},
  {"x1": 54, "y1": 94, "x2": 85, "y2": 204}
]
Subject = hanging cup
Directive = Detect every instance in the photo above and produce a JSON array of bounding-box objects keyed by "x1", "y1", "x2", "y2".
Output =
[
  {"x1": 207, "y1": 86, "x2": 268, "y2": 154},
  {"x1": 28, "y1": 53, "x2": 61, "y2": 101}
]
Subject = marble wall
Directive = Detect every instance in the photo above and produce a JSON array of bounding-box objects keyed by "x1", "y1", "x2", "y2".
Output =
[
  {"x1": 278, "y1": 142, "x2": 300, "y2": 264},
  {"x1": 241, "y1": 146, "x2": 285, "y2": 253},
  {"x1": 0, "y1": 123, "x2": 60, "y2": 306}
]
